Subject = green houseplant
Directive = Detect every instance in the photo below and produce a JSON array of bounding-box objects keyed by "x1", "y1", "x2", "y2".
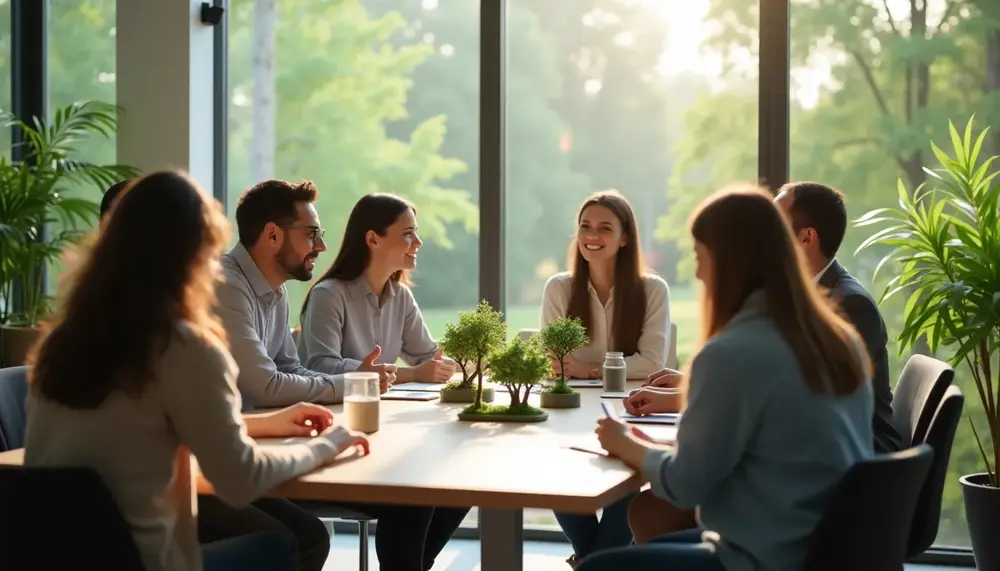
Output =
[
  {"x1": 457, "y1": 335, "x2": 551, "y2": 422},
  {"x1": 0, "y1": 101, "x2": 139, "y2": 366},
  {"x1": 856, "y1": 117, "x2": 1000, "y2": 569},
  {"x1": 539, "y1": 316, "x2": 590, "y2": 408},
  {"x1": 437, "y1": 300, "x2": 507, "y2": 405}
]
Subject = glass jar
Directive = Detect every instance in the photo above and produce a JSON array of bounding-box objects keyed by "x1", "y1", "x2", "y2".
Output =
[
  {"x1": 344, "y1": 372, "x2": 380, "y2": 433},
  {"x1": 602, "y1": 351, "x2": 627, "y2": 392}
]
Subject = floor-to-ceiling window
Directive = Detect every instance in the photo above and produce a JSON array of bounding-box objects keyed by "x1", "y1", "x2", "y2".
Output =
[
  {"x1": 226, "y1": 0, "x2": 480, "y2": 332},
  {"x1": 504, "y1": 0, "x2": 760, "y2": 529},
  {"x1": 787, "y1": 0, "x2": 999, "y2": 549}
]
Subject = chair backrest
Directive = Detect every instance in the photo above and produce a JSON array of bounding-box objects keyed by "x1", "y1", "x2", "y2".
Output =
[
  {"x1": 0, "y1": 465, "x2": 145, "y2": 569},
  {"x1": 906, "y1": 384, "x2": 964, "y2": 558},
  {"x1": 891, "y1": 354, "x2": 954, "y2": 446},
  {"x1": 667, "y1": 323, "x2": 678, "y2": 369},
  {"x1": 0, "y1": 366, "x2": 28, "y2": 451},
  {"x1": 517, "y1": 328, "x2": 538, "y2": 342},
  {"x1": 803, "y1": 444, "x2": 934, "y2": 571}
]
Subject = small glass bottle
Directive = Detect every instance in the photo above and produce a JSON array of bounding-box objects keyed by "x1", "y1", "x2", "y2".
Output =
[{"x1": 602, "y1": 351, "x2": 627, "y2": 392}]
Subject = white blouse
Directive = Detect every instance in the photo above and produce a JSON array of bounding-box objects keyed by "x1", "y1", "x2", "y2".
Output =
[{"x1": 540, "y1": 272, "x2": 671, "y2": 379}]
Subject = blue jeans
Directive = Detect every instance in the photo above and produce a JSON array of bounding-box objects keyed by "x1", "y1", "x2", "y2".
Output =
[
  {"x1": 554, "y1": 492, "x2": 637, "y2": 558},
  {"x1": 202, "y1": 530, "x2": 297, "y2": 571},
  {"x1": 576, "y1": 529, "x2": 724, "y2": 571}
]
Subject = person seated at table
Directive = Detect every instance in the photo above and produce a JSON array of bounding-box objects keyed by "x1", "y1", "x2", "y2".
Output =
[
  {"x1": 99, "y1": 177, "x2": 133, "y2": 231},
  {"x1": 218, "y1": 178, "x2": 391, "y2": 410},
  {"x1": 581, "y1": 184, "x2": 874, "y2": 571},
  {"x1": 222, "y1": 180, "x2": 469, "y2": 571},
  {"x1": 540, "y1": 190, "x2": 670, "y2": 567},
  {"x1": 299, "y1": 193, "x2": 457, "y2": 383},
  {"x1": 627, "y1": 181, "x2": 904, "y2": 545},
  {"x1": 23, "y1": 170, "x2": 370, "y2": 571},
  {"x1": 95, "y1": 176, "x2": 339, "y2": 571}
]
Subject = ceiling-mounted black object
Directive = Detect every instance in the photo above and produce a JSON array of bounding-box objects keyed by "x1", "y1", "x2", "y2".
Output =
[{"x1": 200, "y1": 2, "x2": 225, "y2": 26}]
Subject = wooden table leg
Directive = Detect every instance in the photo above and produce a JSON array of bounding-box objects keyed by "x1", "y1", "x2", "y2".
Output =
[{"x1": 479, "y1": 508, "x2": 524, "y2": 571}]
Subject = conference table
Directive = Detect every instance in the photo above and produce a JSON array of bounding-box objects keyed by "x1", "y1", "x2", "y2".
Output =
[{"x1": 0, "y1": 380, "x2": 678, "y2": 571}]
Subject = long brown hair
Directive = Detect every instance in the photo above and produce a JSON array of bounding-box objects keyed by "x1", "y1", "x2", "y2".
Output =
[
  {"x1": 301, "y1": 193, "x2": 415, "y2": 317},
  {"x1": 566, "y1": 190, "x2": 647, "y2": 355},
  {"x1": 688, "y1": 184, "x2": 868, "y2": 395},
  {"x1": 28, "y1": 171, "x2": 231, "y2": 408}
]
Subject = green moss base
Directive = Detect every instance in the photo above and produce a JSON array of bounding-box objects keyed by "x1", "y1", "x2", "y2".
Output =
[{"x1": 457, "y1": 403, "x2": 549, "y2": 422}]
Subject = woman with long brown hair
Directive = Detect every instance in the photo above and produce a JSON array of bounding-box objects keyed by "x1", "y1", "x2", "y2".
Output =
[
  {"x1": 24, "y1": 171, "x2": 368, "y2": 571},
  {"x1": 542, "y1": 190, "x2": 671, "y2": 566},
  {"x1": 581, "y1": 185, "x2": 874, "y2": 571}
]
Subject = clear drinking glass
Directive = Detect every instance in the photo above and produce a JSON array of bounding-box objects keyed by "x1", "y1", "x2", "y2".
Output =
[
  {"x1": 344, "y1": 372, "x2": 380, "y2": 433},
  {"x1": 602, "y1": 351, "x2": 627, "y2": 392}
]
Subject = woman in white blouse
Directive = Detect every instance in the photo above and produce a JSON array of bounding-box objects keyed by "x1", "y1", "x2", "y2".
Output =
[{"x1": 542, "y1": 189, "x2": 671, "y2": 568}]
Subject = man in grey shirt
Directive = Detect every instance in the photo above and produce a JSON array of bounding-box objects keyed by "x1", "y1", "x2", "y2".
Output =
[{"x1": 216, "y1": 178, "x2": 384, "y2": 409}]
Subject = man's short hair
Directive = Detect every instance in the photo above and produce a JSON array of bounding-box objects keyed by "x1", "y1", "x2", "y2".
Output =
[
  {"x1": 235, "y1": 179, "x2": 319, "y2": 247},
  {"x1": 779, "y1": 181, "x2": 847, "y2": 259},
  {"x1": 100, "y1": 179, "x2": 133, "y2": 218}
]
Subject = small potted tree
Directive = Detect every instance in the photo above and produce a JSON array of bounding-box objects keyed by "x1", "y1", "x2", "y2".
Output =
[
  {"x1": 856, "y1": 117, "x2": 1000, "y2": 569},
  {"x1": 437, "y1": 300, "x2": 506, "y2": 404},
  {"x1": 458, "y1": 335, "x2": 550, "y2": 422},
  {"x1": 539, "y1": 317, "x2": 590, "y2": 408}
]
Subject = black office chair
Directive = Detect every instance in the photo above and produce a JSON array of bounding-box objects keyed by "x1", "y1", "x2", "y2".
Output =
[
  {"x1": 906, "y1": 385, "x2": 964, "y2": 559},
  {"x1": 803, "y1": 444, "x2": 934, "y2": 571},
  {"x1": 0, "y1": 465, "x2": 146, "y2": 569},
  {"x1": 0, "y1": 366, "x2": 29, "y2": 451},
  {"x1": 891, "y1": 355, "x2": 954, "y2": 447}
]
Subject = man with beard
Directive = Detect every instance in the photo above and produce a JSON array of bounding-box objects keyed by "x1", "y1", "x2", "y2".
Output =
[{"x1": 216, "y1": 178, "x2": 390, "y2": 410}]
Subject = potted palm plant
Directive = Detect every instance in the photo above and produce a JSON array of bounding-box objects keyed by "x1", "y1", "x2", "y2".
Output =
[
  {"x1": 0, "y1": 101, "x2": 139, "y2": 365},
  {"x1": 856, "y1": 117, "x2": 1000, "y2": 570}
]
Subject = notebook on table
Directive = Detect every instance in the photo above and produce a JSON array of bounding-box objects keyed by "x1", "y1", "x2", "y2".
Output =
[
  {"x1": 381, "y1": 391, "x2": 440, "y2": 401},
  {"x1": 621, "y1": 412, "x2": 681, "y2": 425}
]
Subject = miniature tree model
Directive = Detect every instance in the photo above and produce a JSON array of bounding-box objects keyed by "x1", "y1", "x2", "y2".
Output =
[
  {"x1": 488, "y1": 336, "x2": 551, "y2": 411},
  {"x1": 540, "y1": 317, "x2": 590, "y2": 395},
  {"x1": 437, "y1": 300, "x2": 507, "y2": 406}
]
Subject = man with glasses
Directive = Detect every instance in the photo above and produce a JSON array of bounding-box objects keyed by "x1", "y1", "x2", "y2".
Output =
[{"x1": 217, "y1": 178, "x2": 389, "y2": 410}]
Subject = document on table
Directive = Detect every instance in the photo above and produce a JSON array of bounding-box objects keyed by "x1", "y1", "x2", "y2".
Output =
[
  {"x1": 389, "y1": 382, "x2": 444, "y2": 392},
  {"x1": 621, "y1": 412, "x2": 681, "y2": 425},
  {"x1": 381, "y1": 391, "x2": 439, "y2": 401},
  {"x1": 600, "y1": 391, "x2": 631, "y2": 399}
]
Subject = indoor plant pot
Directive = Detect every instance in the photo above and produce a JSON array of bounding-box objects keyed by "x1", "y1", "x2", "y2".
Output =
[
  {"x1": 0, "y1": 325, "x2": 42, "y2": 367},
  {"x1": 456, "y1": 335, "x2": 550, "y2": 422},
  {"x1": 440, "y1": 385, "x2": 495, "y2": 404},
  {"x1": 960, "y1": 473, "x2": 1000, "y2": 570},
  {"x1": 539, "y1": 390, "x2": 581, "y2": 408},
  {"x1": 857, "y1": 118, "x2": 1000, "y2": 565}
]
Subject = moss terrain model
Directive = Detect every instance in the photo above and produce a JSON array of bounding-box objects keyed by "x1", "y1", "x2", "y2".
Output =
[
  {"x1": 458, "y1": 335, "x2": 551, "y2": 422},
  {"x1": 437, "y1": 300, "x2": 506, "y2": 404},
  {"x1": 539, "y1": 317, "x2": 589, "y2": 408}
]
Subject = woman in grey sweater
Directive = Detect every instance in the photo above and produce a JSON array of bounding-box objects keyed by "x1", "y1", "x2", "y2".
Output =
[
  {"x1": 25, "y1": 171, "x2": 369, "y2": 571},
  {"x1": 582, "y1": 185, "x2": 874, "y2": 571}
]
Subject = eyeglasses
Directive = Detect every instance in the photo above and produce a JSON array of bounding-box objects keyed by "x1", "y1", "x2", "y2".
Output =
[{"x1": 281, "y1": 225, "x2": 325, "y2": 244}]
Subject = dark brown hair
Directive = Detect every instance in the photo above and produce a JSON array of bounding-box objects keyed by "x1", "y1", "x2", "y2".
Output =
[
  {"x1": 235, "y1": 179, "x2": 318, "y2": 247},
  {"x1": 301, "y1": 193, "x2": 414, "y2": 316},
  {"x1": 778, "y1": 181, "x2": 848, "y2": 259},
  {"x1": 29, "y1": 171, "x2": 231, "y2": 408},
  {"x1": 566, "y1": 190, "x2": 647, "y2": 355},
  {"x1": 689, "y1": 184, "x2": 868, "y2": 395}
]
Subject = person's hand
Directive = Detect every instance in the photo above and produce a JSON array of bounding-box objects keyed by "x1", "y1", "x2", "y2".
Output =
[
  {"x1": 623, "y1": 388, "x2": 681, "y2": 416},
  {"x1": 644, "y1": 368, "x2": 683, "y2": 388},
  {"x1": 357, "y1": 346, "x2": 397, "y2": 393},
  {"x1": 549, "y1": 353, "x2": 589, "y2": 379},
  {"x1": 334, "y1": 428, "x2": 371, "y2": 457},
  {"x1": 630, "y1": 425, "x2": 655, "y2": 443},
  {"x1": 252, "y1": 402, "x2": 334, "y2": 438},
  {"x1": 416, "y1": 349, "x2": 457, "y2": 382},
  {"x1": 595, "y1": 417, "x2": 646, "y2": 469}
]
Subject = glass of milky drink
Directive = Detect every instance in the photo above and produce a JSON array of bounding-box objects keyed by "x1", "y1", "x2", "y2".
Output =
[
  {"x1": 602, "y1": 352, "x2": 627, "y2": 393},
  {"x1": 344, "y1": 372, "x2": 381, "y2": 433}
]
